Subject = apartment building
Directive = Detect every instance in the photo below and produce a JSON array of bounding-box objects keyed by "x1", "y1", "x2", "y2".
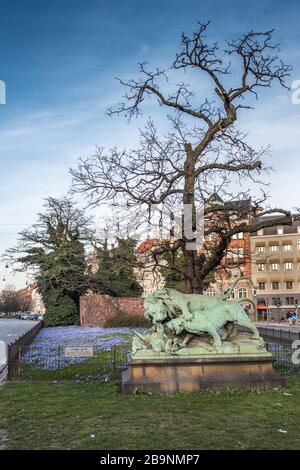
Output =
[
  {"x1": 17, "y1": 282, "x2": 45, "y2": 314},
  {"x1": 204, "y1": 196, "x2": 253, "y2": 303},
  {"x1": 250, "y1": 217, "x2": 300, "y2": 320}
]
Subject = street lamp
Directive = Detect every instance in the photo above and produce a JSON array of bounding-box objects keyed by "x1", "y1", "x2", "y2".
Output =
[
  {"x1": 266, "y1": 298, "x2": 270, "y2": 323},
  {"x1": 277, "y1": 300, "x2": 281, "y2": 323},
  {"x1": 253, "y1": 286, "x2": 258, "y2": 322},
  {"x1": 295, "y1": 299, "x2": 298, "y2": 323},
  {"x1": 1, "y1": 262, "x2": 9, "y2": 284}
]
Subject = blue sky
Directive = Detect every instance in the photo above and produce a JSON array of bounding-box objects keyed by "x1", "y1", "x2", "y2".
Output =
[{"x1": 0, "y1": 0, "x2": 300, "y2": 287}]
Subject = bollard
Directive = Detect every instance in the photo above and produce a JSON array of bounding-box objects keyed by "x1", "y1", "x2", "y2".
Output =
[{"x1": 0, "y1": 340, "x2": 8, "y2": 384}]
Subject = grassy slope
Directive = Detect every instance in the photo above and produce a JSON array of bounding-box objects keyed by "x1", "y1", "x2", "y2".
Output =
[{"x1": 0, "y1": 377, "x2": 300, "y2": 450}]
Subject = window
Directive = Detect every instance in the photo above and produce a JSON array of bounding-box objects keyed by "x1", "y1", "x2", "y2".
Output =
[
  {"x1": 286, "y1": 281, "x2": 294, "y2": 289},
  {"x1": 229, "y1": 248, "x2": 244, "y2": 261},
  {"x1": 257, "y1": 263, "x2": 265, "y2": 272},
  {"x1": 272, "y1": 281, "x2": 280, "y2": 290},
  {"x1": 205, "y1": 287, "x2": 216, "y2": 296},
  {"x1": 272, "y1": 297, "x2": 281, "y2": 306},
  {"x1": 271, "y1": 263, "x2": 279, "y2": 271},
  {"x1": 277, "y1": 227, "x2": 284, "y2": 235},
  {"x1": 238, "y1": 287, "x2": 248, "y2": 298},
  {"x1": 232, "y1": 232, "x2": 243, "y2": 240},
  {"x1": 284, "y1": 262, "x2": 293, "y2": 271},
  {"x1": 258, "y1": 282, "x2": 266, "y2": 290},
  {"x1": 297, "y1": 240, "x2": 300, "y2": 251},
  {"x1": 283, "y1": 244, "x2": 292, "y2": 252},
  {"x1": 270, "y1": 245, "x2": 278, "y2": 252},
  {"x1": 256, "y1": 245, "x2": 265, "y2": 253},
  {"x1": 286, "y1": 297, "x2": 295, "y2": 306}
]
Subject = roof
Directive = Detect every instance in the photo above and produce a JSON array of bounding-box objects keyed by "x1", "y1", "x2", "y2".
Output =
[
  {"x1": 251, "y1": 215, "x2": 299, "y2": 236},
  {"x1": 17, "y1": 282, "x2": 38, "y2": 295},
  {"x1": 206, "y1": 192, "x2": 224, "y2": 205},
  {"x1": 206, "y1": 193, "x2": 252, "y2": 210},
  {"x1": 226, "y1": 198, "x2": 252, "y2": 209},
  {"x1": 136, "y1": 239, "x2": 160, "y2": 254}
]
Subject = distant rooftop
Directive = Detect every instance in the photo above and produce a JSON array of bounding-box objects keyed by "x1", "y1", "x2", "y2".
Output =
[
  {"x1": 251, "y1": 215, "x2": 300, "y2": 236},
  {"x1": 206, "y1": 193, "x2": 252, "y2": 210},
  {"x1": 136, "y1": 238, "x2": 160, "y2": 254}
]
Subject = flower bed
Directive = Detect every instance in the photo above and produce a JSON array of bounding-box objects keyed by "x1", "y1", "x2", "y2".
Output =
[{"x1": 21, "y1": 326, "x2": 138, "y2": 371}]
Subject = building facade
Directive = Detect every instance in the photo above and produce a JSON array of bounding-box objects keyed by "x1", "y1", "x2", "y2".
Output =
[
  {"x1": 205, "y1": 229, "x2": 252, "y2": 294},
  {"x1": 17, "y1": 283, "x2": 45, "y2": 314},
  {"x1": 250, "y1": 217, "x2": 300, "y2": 321},
  {"x1": 203, "y1": 196, "x2": 254, "y2": 306}
]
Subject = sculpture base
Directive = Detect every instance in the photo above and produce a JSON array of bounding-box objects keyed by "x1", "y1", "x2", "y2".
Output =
[{"x1": 122, "y1": 354, "x2": 286, "y2": 394}]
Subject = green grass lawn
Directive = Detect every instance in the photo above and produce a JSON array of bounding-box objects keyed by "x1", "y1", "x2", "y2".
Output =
[
  {"x1": 0, "y1": 377, "x2": 300, "y2": 450},
  {"x1": 17, "y1": 346, "x2": 130, "y2": 382}
]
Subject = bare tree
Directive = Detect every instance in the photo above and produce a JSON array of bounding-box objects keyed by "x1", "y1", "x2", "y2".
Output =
[
  {"x1": 17, "y1": 290, "x2": 33, "y2": 313},
  {"x1": 71, "y1": 22, "x2": 294, "y2": 293},
  {"x1": 0, "y1": 285, "x2": 32, "y2": 315}
]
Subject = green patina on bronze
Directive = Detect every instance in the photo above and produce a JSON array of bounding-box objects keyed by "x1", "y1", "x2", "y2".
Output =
[{"x1": 132, "y1": 282, "x2": 269, "y2": 359}]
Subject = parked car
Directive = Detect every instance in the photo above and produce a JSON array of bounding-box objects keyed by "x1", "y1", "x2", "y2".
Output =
[
  {"x1": 15, "y1": 311, "x2": 42, "y2": 321},
  {"x1": 19, "y1": 312, "x2": 31, "y2": 320},
  {"x1": 15, "y1": 312, "x2": 24, "y2": 319}
]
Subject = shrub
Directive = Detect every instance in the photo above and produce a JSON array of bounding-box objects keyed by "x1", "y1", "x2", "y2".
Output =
[
  {"x1": 43, "y1": 293, "x2": 80, "y2": 327},
  {"x1": 103, "y1": 313, "x2": 151, "y2": 328}
]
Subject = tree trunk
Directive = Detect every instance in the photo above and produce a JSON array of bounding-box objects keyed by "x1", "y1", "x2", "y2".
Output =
[
  {"x1": 182, "y1": 145, "x2": 203, "y2": 294},
  {"x1": 183, "y1": 250, "x2": 204, "y2": 294}
]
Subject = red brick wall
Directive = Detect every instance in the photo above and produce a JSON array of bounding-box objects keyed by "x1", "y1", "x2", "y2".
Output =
[
  {"x1": 80, "y1": 293, "x2": 144, "y2": 327},
  {"x1": 115, "y1": 298, "x2": 144, "y2": 316}
]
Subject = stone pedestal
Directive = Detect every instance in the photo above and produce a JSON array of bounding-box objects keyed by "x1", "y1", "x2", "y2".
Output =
[{"x1": 122, "y1": 354, "x2": 286, "y2": 394}]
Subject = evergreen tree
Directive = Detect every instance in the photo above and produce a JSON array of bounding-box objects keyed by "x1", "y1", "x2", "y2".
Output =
[
  {"x1": 94, "y1": 238, "x2": 143, "y2": 297},
  {"x1": 6, "y1": 197, "x2": 94, "y2": 326},
  {"x1": 43, "y1": 292, "x2": 79, "y2": 327}
]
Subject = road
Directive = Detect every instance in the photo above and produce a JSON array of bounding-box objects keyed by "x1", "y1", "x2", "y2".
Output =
[{"x1": 0, "y1": 319, "x2": 39, "y2": 346}]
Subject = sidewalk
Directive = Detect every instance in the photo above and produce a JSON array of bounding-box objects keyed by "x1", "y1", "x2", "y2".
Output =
[
  {"x1": 256, "y1": 321, "x2": 300, "y2": 331},
  {"x1": 0, "y1": 319, "x2": 39, "y2": 345}
]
